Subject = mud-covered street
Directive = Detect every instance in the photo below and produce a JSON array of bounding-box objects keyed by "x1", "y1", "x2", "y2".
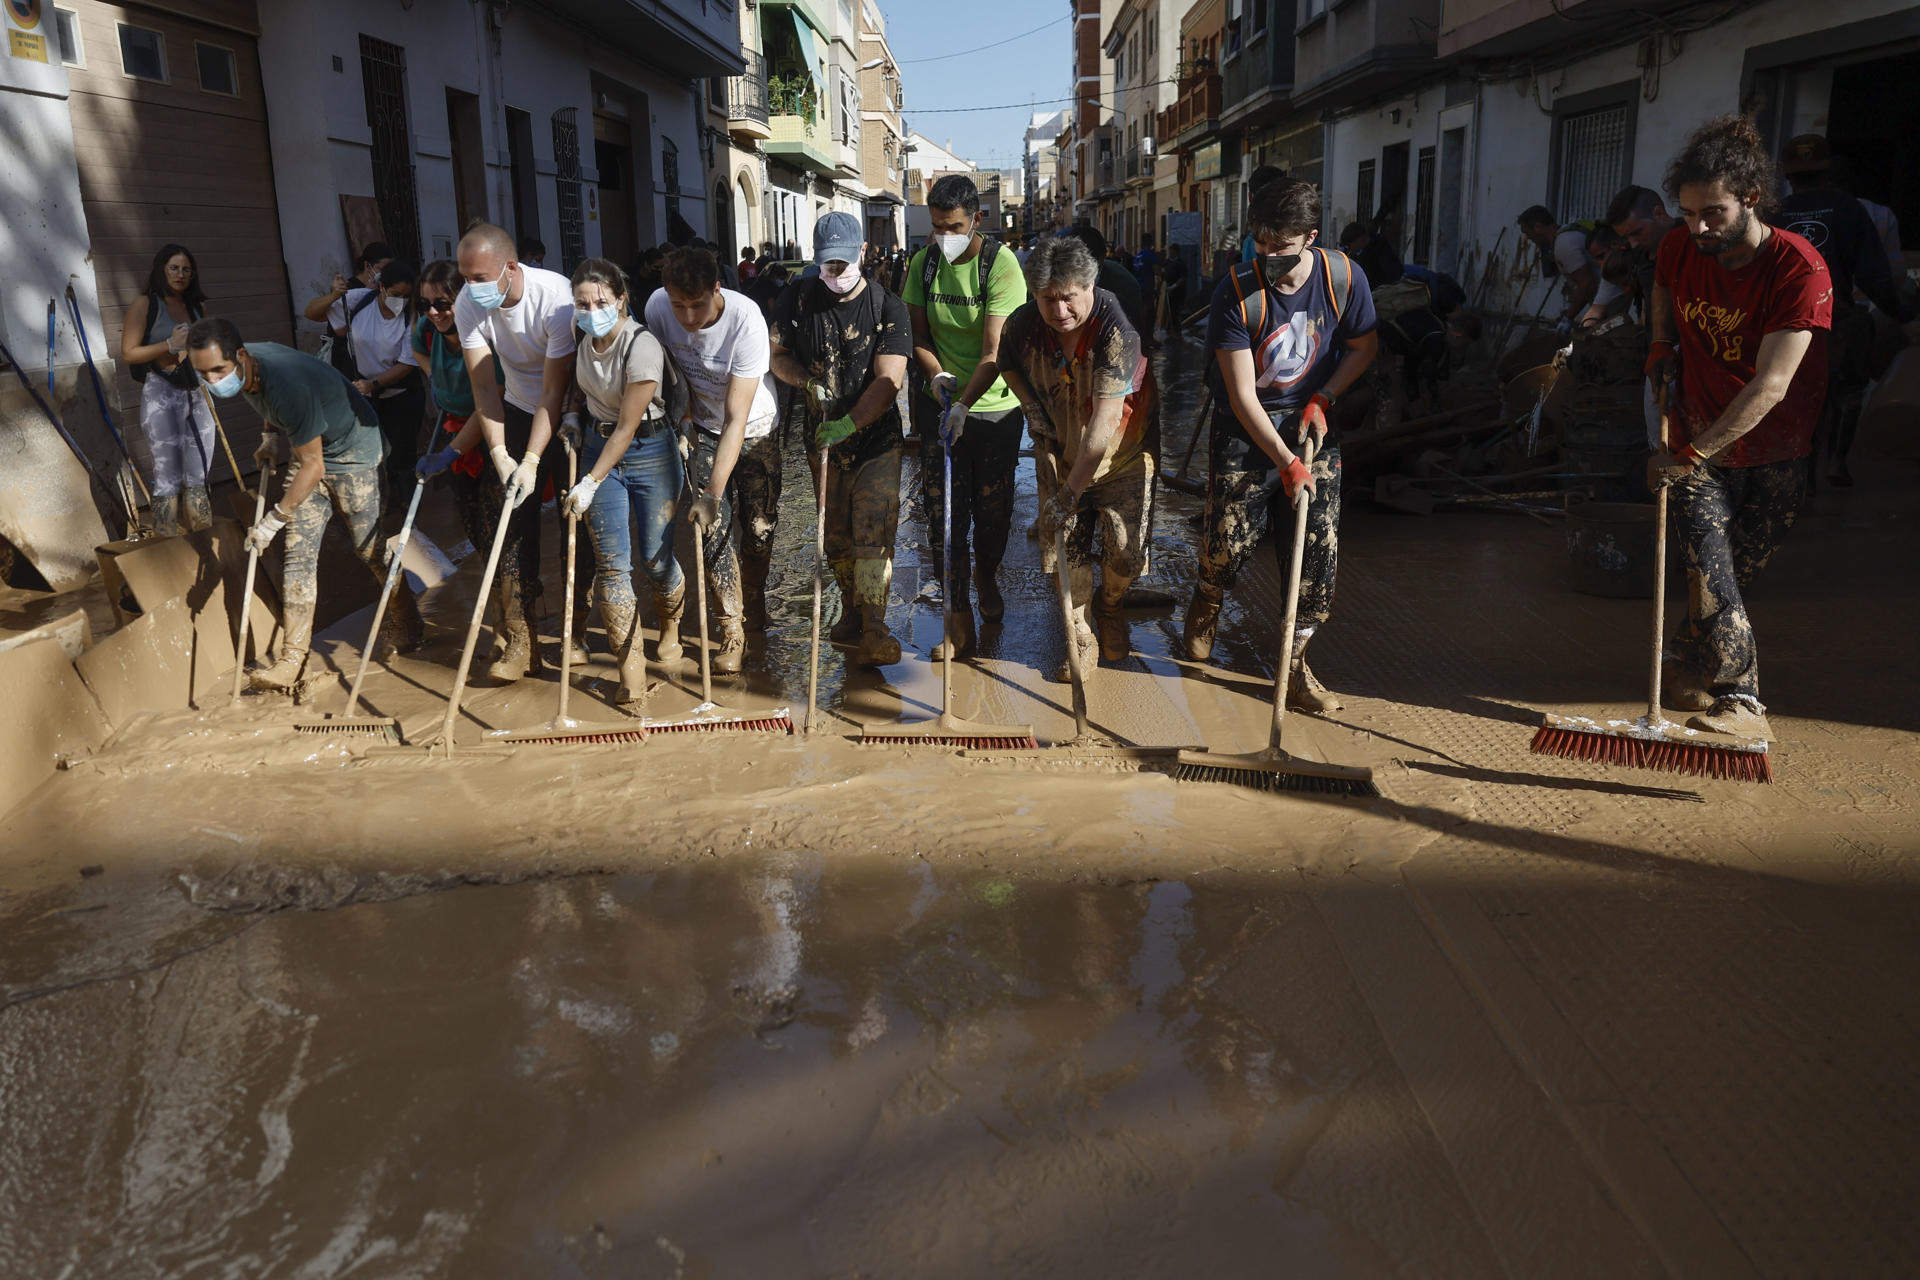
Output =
[{"x1": 3, "y1": 339, "x2": 1919, "y2": 1276}]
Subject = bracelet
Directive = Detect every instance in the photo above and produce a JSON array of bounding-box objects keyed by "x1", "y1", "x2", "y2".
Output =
[
  {"x1": 1312, "y1": 390, "x2": 1336, "y2": 409},
  {"x1": 1678, "y1": 442, "x2": 1706, "y2": 465},
  {"x1": 272, "y1": 503, "x2": 295, "y2": 521}
]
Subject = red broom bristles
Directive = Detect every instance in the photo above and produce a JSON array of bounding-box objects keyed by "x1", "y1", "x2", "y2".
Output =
[
  {"x1": 863, "y1": 734, "x2": 1041, "y2": 749},
  {"x1": 648, "y1": 716, "x2": 795, "y2": 735},
  {"x1": 1529, "y1": 724, "x2": 1772, "y2": 784}
]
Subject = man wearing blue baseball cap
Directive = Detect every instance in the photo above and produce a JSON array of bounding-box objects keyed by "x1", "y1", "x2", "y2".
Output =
[{"x1": 769, "y1": 212, "x2": 913, "y2": 667}]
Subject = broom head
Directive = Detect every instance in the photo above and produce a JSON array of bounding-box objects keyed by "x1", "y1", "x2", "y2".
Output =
[
  {"x1": 291, "y1": 716, "x2": 402, "y2": 743},
  {"x1": 1173, "y1": 748, "x2": 1380, "y2": 797},
  {"x1": 487, "y1": 718, "x2": 649, "y2": 747},
  {"x1": 645, "y1": 703, "x2": 795, "y2": 735},
  {"x1": 862, "y1": 710, "x2": 1037, "y2": 750},
  {"x1": 1530, "y1": 712, "x2": 1771, "y2": 784}
]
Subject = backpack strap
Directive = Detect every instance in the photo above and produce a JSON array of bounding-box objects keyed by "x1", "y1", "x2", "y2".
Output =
[
  {"x1": 919, "y1": 246, "x2": 939, "y2": 301},
  {"x1": 1227, "y1": 260, "x2": 1267, "y2": 344},
  {"x1": 1315, "y1": 247, "x2": 1354, "y2": 323},
  {"x1": 346, "y1": 287, "x2": 380, "y2": 325},
  {"x1": 920, "y1": 238, "x2": 999, "y2": 306}
]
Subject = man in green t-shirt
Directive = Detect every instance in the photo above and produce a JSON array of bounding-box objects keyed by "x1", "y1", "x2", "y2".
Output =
[
  {"x1": 187, "y1": 318, "x2": 422, "y2": 692},
  {"x1": 904, "y1": 174, "x2": 1030, "y2": 658}
]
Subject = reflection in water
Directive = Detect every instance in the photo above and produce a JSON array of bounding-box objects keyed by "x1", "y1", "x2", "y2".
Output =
[{"x1": 0, "y1": 859, "x2": 1497, "y2": 1276}]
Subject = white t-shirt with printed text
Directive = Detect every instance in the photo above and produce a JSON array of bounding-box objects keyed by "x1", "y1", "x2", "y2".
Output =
[
  {"x1": 454, "y1": 265, "x2": 578, "y2": 413},
  {"x1": 643, "y1": 287, "x2": 778, "y2": 439}
]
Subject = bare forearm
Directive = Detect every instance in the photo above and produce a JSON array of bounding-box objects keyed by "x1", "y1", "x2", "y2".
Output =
[
  {"x1": 769, "y1": 349, "x2": 810, "y2": 390},
  {"x1": 280, "y1": 458, "x2": 326, "y2": 511},
  {"x1": 847, "y1": 372, "x2": 899, "y2": 429},
  {"x1": 1065, "y1": 401, "x2": 1123, "y2": 494},
  {"x1": 1693, "y1": 377, "x2": 1789, "y2": 457},
  {"x1": 958, "y1": 360, "x2": 998, "y2": 407},
  {"x1": 1322, "y1": 338, "x2": 1376, "y2": 400},
  {"x1": 911, "y1": 340, "x2": 945, "y2": 382},
  {"x1": 706, "y1": 419, "x2": 746, "y2": 497}
]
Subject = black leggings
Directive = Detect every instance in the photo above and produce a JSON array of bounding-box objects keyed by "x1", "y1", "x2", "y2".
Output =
[
  {"x1": 372, "y1": 379, "x2": 427, "y2": 507},
  {"x1": 914, "y1": 397, "x2": 1024, "y2": 609}
]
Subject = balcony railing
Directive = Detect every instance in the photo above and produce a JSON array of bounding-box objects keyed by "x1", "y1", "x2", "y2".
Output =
[
  {"x1": 1125, "y1": 144, "x2": 1141, "y2": 180},
  {"x1": 729, "y1": 49, "x2": 770, "y2": 127},
  {"x1": 1157, "y1": 71, "x2": 1221, "y2": 146}
]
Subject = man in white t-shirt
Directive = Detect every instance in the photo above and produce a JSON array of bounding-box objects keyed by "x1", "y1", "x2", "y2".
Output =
[
  {"x1": 644, "y1": 246, "x2": 779, "y2": 672},
  {"x1": 442, "y1": 222, "x2": 577, "y2": 682},
  {"x1": 1518, "y1": 204, "x2": 1614, "y2": 328}
]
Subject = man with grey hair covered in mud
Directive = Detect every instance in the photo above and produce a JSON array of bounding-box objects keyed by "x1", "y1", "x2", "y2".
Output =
[{"x1": 999, "y1": 235, "x2": 1159, "y2": 681}]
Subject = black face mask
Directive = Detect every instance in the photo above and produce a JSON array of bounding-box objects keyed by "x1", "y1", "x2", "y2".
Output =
[{"x1": 1259, "y1": 252, "x2": 1303, "y2": 288}]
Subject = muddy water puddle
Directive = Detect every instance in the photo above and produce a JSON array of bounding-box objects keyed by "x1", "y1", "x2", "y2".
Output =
[{"x1": 0, "y1": 859, "x2": 1482, "y2": 1277}]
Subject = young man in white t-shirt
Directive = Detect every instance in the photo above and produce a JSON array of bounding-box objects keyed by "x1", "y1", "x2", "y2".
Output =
[
  {"x1": 439, "y1": 222, "x2": 577, "y2": 682},
  {"x1": 644, "y1": 247, "x2": 779, "y2": 673}
]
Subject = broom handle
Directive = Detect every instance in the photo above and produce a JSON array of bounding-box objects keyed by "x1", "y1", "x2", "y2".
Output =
[
  {"x1": 1269, "y1": 429, "x2": 1317, "y2": 753},
  {"x1": 1054, "y1": 517, "x2": 1090, "y2": 742},
  {"x1": 1650, "y1": 384, "x2": 1670, "y2": 724},
  {"x1": 940, "y1": 396, "x2": 954, "y2": 719},
  {"x1": 439, "y1": 479, "x2": 520, "y2": 755},
  {"x1": 559, "y1": 439, "x2": 578, "y2": 724},
  {"x1": 200, "y1": 384, "x2": 253, "y2": 500},
  {"x1": 807, "y1": 444, "x2": 827, "y2": 734},
  {"x1": 692, "y1": 510, "x2": 712, "y2": 706},
  {"x1": 1174, "y1": 387, "x2": 1211, "y2": 480},
  {"x1": 343, "y1": 476, "x2": 423, "y2": 720},
  {"x1": 230, "y1": 476, "x2": 271, "y2": 705}
]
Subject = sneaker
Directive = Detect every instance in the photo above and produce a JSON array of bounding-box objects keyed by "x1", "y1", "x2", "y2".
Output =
[{"x1": 1687, "y1": 696, "x2": 1772, "y2": 741}]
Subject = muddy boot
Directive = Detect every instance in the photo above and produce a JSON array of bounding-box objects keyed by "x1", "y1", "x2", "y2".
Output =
[
  {"x1": 181, "y1": 485, "x2": 213, "y2": 533},
  {"x1": 601, "y1": 599, "x2": 648, "y2": 706},
  {"x1": 1661, "y1": 657, "x2": 1714, "y2": 713},
  {"x1": 1285, "y1": 633, "x2": 1343, "y2": 715},
  {"x1": 712, "y1": 617, "x2": 747, "y2": 675},
  {"x1": 930, "y1": 608, "x2": 976, "y2": 660},
  {"x1": 651, "y1": 580, "x2": 686, "y2": 665},
  {"x1": 1052, "y1": 609, "x2": 1099, "y2": 684},
  {"x1": 977, "y1": 569, "x2": 1005, "y2": 624},
  {"x1": 566, "y1": 594, "x2": 593, "y2": 666},
  {"x1": 828, "y1": 559, "x2": 863, "y2": 646},
  {"x1": 1091, "y1": 586, "x2": 1130, "y2": 662},
  {"x1": 379, "y1": 581, "x2": 426, "y2": 656},
  {"x1": 1182, "y1": 584, "x2": 1223, "y2": 662},
  {"x1": 250, "y1": 602, "x2": 313, "y2": 692},
  {"x1": 150, "y1": 492, "x2": 182, "y2": 538},
  {"x1": 851, "y1": 559, "x2": 898, "y2": 666},
  {"x1": 1687, "y1": 695, "x2": 1772, "y2": 741},
  {"x1": 741, "y1": 551, "x2": 772, "y2": 633},
  {"x1": 486, "y1": 577, "x2": 542, "y2": 683}
]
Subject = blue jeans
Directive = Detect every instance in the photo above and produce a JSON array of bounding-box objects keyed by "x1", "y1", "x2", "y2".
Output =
[{"x1": 580, "y1": 426, "x2": 685, "y2": 611}]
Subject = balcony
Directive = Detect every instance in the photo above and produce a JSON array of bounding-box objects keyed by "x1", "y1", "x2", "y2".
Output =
[
  {"x1": 1125, "y1": 144, "x2": 1141, "y2": 181},
  {"x1": 767, "y1": 110, "x2": 838, "y2": 174},
  {"x1": 1292, "y1": 0, "x2": 1440, "y2": 112},
  {"x1": 728, "y1": 50, "x2": 771, "y2": 141},
  {"x1": 1158, "y1": 71, "x2": 1222, "y2": 148}
]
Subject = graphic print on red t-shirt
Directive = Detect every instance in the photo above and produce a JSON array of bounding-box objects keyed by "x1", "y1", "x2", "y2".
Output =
[{"x1": 1655, "y1": 224, "x2": 1832, "y2": 467}]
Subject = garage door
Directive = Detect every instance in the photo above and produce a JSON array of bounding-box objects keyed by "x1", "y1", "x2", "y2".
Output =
[{"x1": 63, "y1": 0, "x2": 290, "y2": 479}]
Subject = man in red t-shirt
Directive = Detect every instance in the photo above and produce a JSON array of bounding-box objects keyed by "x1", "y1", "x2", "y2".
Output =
[{"x1": 1644, "y1": 115, "x2": 1833, "y2": 743}]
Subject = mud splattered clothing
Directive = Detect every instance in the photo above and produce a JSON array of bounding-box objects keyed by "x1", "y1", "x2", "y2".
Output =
[
  {"x1": 276, "y1": 464, "x2": 388, "y2": 611},
  {"x1": 913, "y1": 396, "x2": 1025, "y2": 609},
  {"x1": 1667, "y1": 459, "x2": 1804, "y2": 705},
  {"x1": 769, "y1": 278, "x2": 912, "y2": 471},
  {"x1": 1000, "y1": 289, "x2": 1159, "y2": 482},
  {"x1": 480, "y1": 403, "x2": 565, "y2": 622},
  {"x1": 1206, "y1": 249, "x2": 1376, "y2": 431},
  {"x1": 138, "y1": 375, "x2": 216, "y2": 501},
  {"x1": 823, "y1": 448, "x2": 904, "y2": 628},
  {"x1": 1038, "y1": 461, "x2": 1154, "y2": 586},
  {"x1": 685, "y1": 430, "x2": 746, "y2": 624}
]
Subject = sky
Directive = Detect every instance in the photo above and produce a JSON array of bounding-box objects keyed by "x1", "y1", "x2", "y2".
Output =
[{"x1": 877, "y1": 2, "x2": 1074, "y2": 172}]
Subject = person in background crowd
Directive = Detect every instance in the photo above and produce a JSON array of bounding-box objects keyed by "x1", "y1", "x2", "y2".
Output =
[
  {"x1": 1644, "y1": 114, "x2": 1830, "y2": 742},
  {"x1": 1517, "y1": 204, "x2": 1614, "y2": 328},
  {"x1": 905, "y1": 174, "x2": 1032, "y2": 657},
  {"x1": 121, "y1": 243, "x2": 216, "y2": 535},
  {"x1": 1338, "y1": 221, "x2": 1407, "y2": 297},
  {"x1": 410, "y1": 259, "x2": 501, "y2": 569},
  {"x1": 1239, "y1": 165, "x2": 1288, "y2": 262},
  {"x1": 1827, "y1": 156, "x2": 1905, "y2": 285},
  {"x1": 334, "y1": 258, "x2": 424, "y2": 522},
  {"x1": 517, "y1": 238, "x2": 547, "y2": 270},
  {"x1": 1162, "y1": 242, "x2": 1189, "y2": 328},
  {"x1": 738, "y1": 246, "x2": 760, "y2": 285},
  {"x1": 783, "y1": 237, "x2": 800, "y2": 260},
  {"x1": 1606, "y1": 184, "x2": 1687, "y2": 447},
  {"x1": 189, "y1": 317, "x2": 423, "y2": 691},
  {"x1": 306, "y1": 241, "x2": 394, "y2": 383},
  {"x1": 645, "y1": 246, "x2": 782, "y2": 667},
  {"x1": 1065, "y1": 225, "x2": 1149, "y2": 335},
  {"x1": 1133, "y1": 233, "x2": 1160, "y2": 303}
]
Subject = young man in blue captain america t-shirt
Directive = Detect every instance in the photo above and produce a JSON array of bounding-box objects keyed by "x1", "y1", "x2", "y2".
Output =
[{"x1": 1185, "y1": 179, "x2": 1377, "y2": 715}]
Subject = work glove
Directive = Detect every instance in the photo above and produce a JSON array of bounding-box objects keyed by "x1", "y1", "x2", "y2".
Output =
[
  {"x1": 506, "y1": 451, "x2": 540, "y2": 508},
  {"x1": 1280, "y1": 456, "x2": 1315, "y2": 504},
  {"x1": 489, "y1": 443, "x2": 516, "y2": 485},
  {"x1": 805, "y1": 377, "x2": 833, "y2": 417},
  {"x1": 1041, "y1": 484, "x2": 1079, "y2": 540},
  {"x1": 816, "y1": 414, "x2": 857, "y2": 449},
  {"x1": 939, "y1": 398, "x2": 970, "y2": 446},
  {"x1": 557, "y1": 412, "x2": 582, "y2": 453},
  {"x1": 689, "y1": 491, "x2": 722, "y2": 534},
  {"x1": 928, "y1": 371, "x2": 958, "y2": 407},
  {"x1": 416, "y1": 444, "x2": 461, "y2": 478},
  {"x1": 253, "y1": 433, "x2": 289, "y2": 467},
  {"x1": 1644, "y1": 340, "x2": 1677, "y2": 387},
  {"x1": 1646, "y1": 447, "x2": 1698, "y2": 491},
  {"x1": 563, "y1": 474, "x2": 601, "y2": 521},
  {"x1": 1301, "y1": 392, "x2": 1333, "y2": 446},
  {"x1": 245, "y1": 505, "x2": 289, "y2": 554},
  {"x1": 167, "y1": 323, "x2": 191, "y2": 356}
]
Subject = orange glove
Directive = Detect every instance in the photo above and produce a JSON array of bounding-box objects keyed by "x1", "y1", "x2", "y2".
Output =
[
  {"x1": 1280, "y1": 456, "x2": 1314, "y2": 503},
  {"x1": 1301, "y1": 391, "x2": 1333, "y2": 444},
  {"x1": 1644, "y1": 340, "x2": 1676, "y2": 385}
]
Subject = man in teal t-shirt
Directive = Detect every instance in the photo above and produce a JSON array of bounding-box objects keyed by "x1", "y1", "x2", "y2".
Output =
[
  {"x1": 904, "y1": 173, "x2": 1030, "y2": 656},
  {"x1": 186, "y1": 318, "x2": 421, "y2": 692}
]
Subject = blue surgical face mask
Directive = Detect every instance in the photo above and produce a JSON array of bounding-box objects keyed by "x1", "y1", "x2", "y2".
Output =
[
  {"x1": 576, "y1": 305, "x2": 620, "y2": 338},
  {"x1": 206, "y1": 365, "x2": 244, "y2": 399},
  {"x1": 466, "y1": 263, "x2": 512, "y2": 311}
]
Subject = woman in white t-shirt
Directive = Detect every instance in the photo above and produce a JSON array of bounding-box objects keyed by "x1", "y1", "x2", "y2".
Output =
[
  {"x1": 337, "y1": 259, "x2": 424, "y2": 516},
  {"x1": 560, "y1": 259, "x2": 687, "y2": 704}
]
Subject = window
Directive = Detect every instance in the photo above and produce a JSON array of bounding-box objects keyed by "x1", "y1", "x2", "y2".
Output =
[
  {"x1": 53, "y1": 8, "x2": 82, "y2": 66},
  {"x1": 1356, "y1": 159, "x2": 1375, "y2": 224},
  {"x1": 1303, "y1": 0, "x2": 1326, "y2": 22},
  {"x1": 1252, "y1": 0, "x2": 1268, "y2": 36},
  {"x1": 1553, "y1": 103, "x2": 1630, "y2": 223},
  {"x1": 1413, "y1": 145, "x2": 1436, "y2": 265},
  {"x1": 117, "y1": 24, "x2": 166, "y2": 82},
  {"x1": 196, "y1": 42, "x2": 237, "y2": 96}
]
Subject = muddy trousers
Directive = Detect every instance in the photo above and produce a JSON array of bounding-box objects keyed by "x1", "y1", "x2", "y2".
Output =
[
  {"x1": 822, "y1": 447, "x2": 903, "y2": 621},
  {"x1": 579, "y1": 426, "x2": 685, "y2": 613},
  {"x1": 139, "y1": 375, "x2": 216, "y2": 532},
  {"x1": 277, "y1": 464, "x2": 390, "y2": 610},
  {"x1": 914, "y1": 400, "x2": 1024, "y2": 609},
  {"x1": 1037, "y1": 452, "x2": 1155, "y2": 603},
  {"x1": 1667, "y1": 457, "x2": 1803, "y2": 709},
  {"x1": 685, "y1": 431, "x2": 749, "y2": 624},
  {"x1": 478, "y1": 404, "x2": 564, "y2": 631},
  {"x1": 438, "y1": 413, "x2": 490, "y2": 556},
  {"x1": 1199, "y1": 425, "x2": 1342, "y2": 633}
]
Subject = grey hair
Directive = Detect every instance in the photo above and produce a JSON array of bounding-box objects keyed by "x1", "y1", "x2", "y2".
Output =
[{"x1": 1024, "y1": 236, "x2": 1099, "y2": 293}]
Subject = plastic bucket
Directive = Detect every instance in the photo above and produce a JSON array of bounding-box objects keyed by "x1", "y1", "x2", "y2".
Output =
[{"x1": 1564, "y1": 501, "x2": 1656, "y2": 598}]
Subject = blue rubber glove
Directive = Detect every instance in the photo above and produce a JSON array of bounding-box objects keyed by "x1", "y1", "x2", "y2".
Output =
[
  {"x1": 416, "y1": 444, "x2": 460, "y2": 477},
  {"x1": 817, "y1": 414, "x2": 857, "y2": 449}
]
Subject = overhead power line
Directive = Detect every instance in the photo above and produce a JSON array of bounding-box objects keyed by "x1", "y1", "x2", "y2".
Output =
[
  {"x1": 905, "y1": 79, "x2": 1180, "y2": 114},
  {"x1": 897, "y1": 16, "x2": 1068, "y2": 63}
]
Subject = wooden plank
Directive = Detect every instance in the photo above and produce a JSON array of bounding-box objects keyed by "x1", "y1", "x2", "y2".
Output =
[{"x1": 0, "y1": 640, "x2": 112, "y2": 822}]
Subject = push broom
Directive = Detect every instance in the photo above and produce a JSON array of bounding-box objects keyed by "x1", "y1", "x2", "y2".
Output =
[
  {"x1": 490, "y1": 437, "x2": 649, "y2": 746},
  {"x1": 1173, "y1": 431, "x2": 1379, "y2": 796},
  {"x1": 862, "y1": 389, "x2": 1036, "y2": 749},
  {"x1": 1530, "y1": 389, "x2": 1771, "y2": 782}
]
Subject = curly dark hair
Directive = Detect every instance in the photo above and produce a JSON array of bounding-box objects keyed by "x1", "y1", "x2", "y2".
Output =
[
  {"x1": 1246, "y1": 179, "x2": 1322, "y2": 243},
  {"x1": 1665, "y1": 114, "x2": 1778, "y2": 213},
  {"x1": 660, "y1": 246, "x2": 719, "y2": 296}
]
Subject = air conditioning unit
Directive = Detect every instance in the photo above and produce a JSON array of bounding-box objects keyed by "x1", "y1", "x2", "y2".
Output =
[{"x1": 1141, "y1": 136, "x2": 1155, "y2": 156}]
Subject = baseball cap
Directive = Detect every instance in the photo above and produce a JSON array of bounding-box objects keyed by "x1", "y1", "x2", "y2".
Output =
[
  {"x1": 813, "y1": 212, "x2": 863, "y2": 265},
  {"x1": 1780, "y1": 134, "x2": 1830, "y2": 176}
]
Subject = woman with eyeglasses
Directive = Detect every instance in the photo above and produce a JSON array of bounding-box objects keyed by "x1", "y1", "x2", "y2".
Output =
[
  {"x1": 410, "y1": 259, "x2": 501, "y2": 555},
  {"x1": 121, "y1": 242, "x2": 217, "y2": 535}
]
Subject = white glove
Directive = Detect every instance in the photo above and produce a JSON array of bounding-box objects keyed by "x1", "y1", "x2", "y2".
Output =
[
  {"x1": 557, "y1": 412, "x2": 582, "y2": 453},
  {"x1": 245, "y1": 505, "x2": 289, "y2": 554},
  {"x1": 253, "y1": 432, "x2": 289, "y2": 467},
  {"x1": 489, "y1": 443, "x2": 516, "y2": 485},
  {"x1": 166, "y1": 323, "x2": 191, "y2": 356},
  {"x1": 928, "y1": 371, "x2": 958, "y2": 407},
  {"x1": 940, "y1": 398, "x2": 970, "y2": 446},
  {"x1": 506, "y1": 451, "x2": 540, "y2": 508},
  {"x1": 563, "y1": 474, "x2": 601, "y2": 520}
]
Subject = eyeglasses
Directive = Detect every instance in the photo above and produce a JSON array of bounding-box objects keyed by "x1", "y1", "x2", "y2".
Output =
[{"x1": 424, "y1": 298, "x2": 456, "y2": 313}]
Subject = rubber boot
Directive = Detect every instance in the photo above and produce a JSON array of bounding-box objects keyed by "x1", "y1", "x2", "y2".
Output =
[
  {"x1": 851, "y1": 559, "x2": 899, "y2": 667},
  {"x1": 567, "y1": 588, "x2": 593, "y2": 666},
  {"x1": 828, "y1": 558, "x2": 863, "y2": 646},
  {"x1": 712, "y1": 617, "x2": 747, "y2": 675},
  {"x1": 181, "y1": 485, "x2": 213, "y2": 533},
  {"x1": 380, "y1": 581, "x2": 426, "y2": 656},
  {"x1": 652, "y1": 580, "x2": 686, "y2": 665},
  {"x1": 601, "y1": 599, "x2": 647, "y2": 706},
  {"x1": 1661, "y1": 657, "x2": 1714, "y2": 713},
  {"x1": 1687, "y1": 696, "x2": 1772, "y2": 741},
  {"x1": 977, "y1": 567, "x2": 1005, "y2": 624},
  {"x1": 1182, "y1": 583, "x2": 1223, "y2": 662},
  {"x1": 1286, "y1": 632, "x2": 1343, "y2": 715},
  {"x1": 151, "y1": 492, "x2": 182, "y2": 538},
  {"x1": 1091, "y1": 583, "x2": 1130, "y2": 662},
  {"x1": 251, "y1": 601, "x2": 313, "y2": 692},
  {"x1": 930, "y1": 608, "x2": 976, "y2": 661},
  {"x1": 741, "y1": 551, "x2": 772, "y2": 633},
  {"x1": 486, "y1": 576, "x2": 542, "y2": 682}
]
